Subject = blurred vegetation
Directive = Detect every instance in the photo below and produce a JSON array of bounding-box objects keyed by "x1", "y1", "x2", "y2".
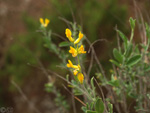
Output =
[{"x1": 2, "y1": 0, "x2": 149, "y2": 113}]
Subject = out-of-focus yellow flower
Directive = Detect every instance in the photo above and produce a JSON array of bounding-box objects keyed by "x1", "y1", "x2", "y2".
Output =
[
  {"x1": 73, "y1": 70, "x2": 78, "y2": 76},
  {"x1": 65, "y1": 28, "x2": 71, "y2": 37},
  {"x1": 40, "y1": 18, "x2": 50, "y2": 27},
  {"x1": 78, "y1": 45, "x2": 86, "y2": 54},
  {"x1": 74, "y1": 31, "x2": 83, "y2": 44},
  {"x1": 67, "y1": 60, "x2": 76, "y2": 68},
  {"x1": 69, "y1": 46, "x2": 77, "y2": 57},
  {"x1": 114, "y1": 76, "x2": 117, "y2": 80},
  {"x1": 65, "y1": 28, "x2": 74, "y2": 42},
  {"x1": 77, "y1": 73, "x2": 84, "y2": 84},
  {"x1": 73, "y1": 65, "x2": 81, "y2": 76},
  {"x1": 67, "y1": 60, "x2": 79, "y2": 69}
]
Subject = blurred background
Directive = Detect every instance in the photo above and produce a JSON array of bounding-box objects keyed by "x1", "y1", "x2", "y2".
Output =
[{"x1": 0, "y1": 0, "x2": 150, "y2": 113}]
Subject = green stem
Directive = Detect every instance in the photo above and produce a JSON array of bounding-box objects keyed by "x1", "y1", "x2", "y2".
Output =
[{"x1": 130, "y1": 29, "x2": 134, "y2": 42}]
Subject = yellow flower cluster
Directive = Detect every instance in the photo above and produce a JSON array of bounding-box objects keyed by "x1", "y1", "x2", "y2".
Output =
[
  {"x1": 67, "y1": 60, "x2": 80, "y2": 75},
  {"x1": 65, "y1": 29, "x2": 84, "y2": 45},
  {"x1": 65, "y1": 28, "x2": 86, "y2": 84},
  {"x1": 65, "y1": 28, "x2": 86, "y2": 57},
  {"x1": 39, "y1": 18, "x2": 50, "y2": 27},
  {"x1": 69, "y1": 45, "x2": 86, "y2": 57},
  {"x1": 67, "y1": 60, "x2": 84, "y2": 83}
]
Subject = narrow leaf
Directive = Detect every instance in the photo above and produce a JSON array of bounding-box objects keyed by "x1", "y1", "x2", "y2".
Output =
[
  {"x1": 125, "y1": 43, "x2": 133, "y2": 58},
  {"x1": 109, "y1": 59, "x2": 120, "y2": 67},
  {"x1": 117, "y1": 30, "x2": 128, "y2": 48},
  {"x1": 127, "y1": 55, "x2": 141, "y2": 66}
]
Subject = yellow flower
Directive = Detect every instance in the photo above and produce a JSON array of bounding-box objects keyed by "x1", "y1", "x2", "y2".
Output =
[
  {"x1": 78, "y1": 45, "x2": 86, "y2": 54},
  {"x1": 74, "y1": 31, "x2": 84, "y2": 44},
  {"x1": 65, "y1": 28, "x2": 74, "y2": 42},
  {"x1": 40, "y1": 18, "x2": 50, "y2": 27},
  {"x1": 67, "y1": 60, "x2": 81, "y2": 76},
  {"x1": 69, "y1": 46, "x2": 77, "y2": 57},
  {"x1": 67, "y1": 60, "x2": 79, "y2": 69},
  {"x1": 77, "y1": 73, "x2": 84, "y2": 84},
  {"x1": 69, "y1": 45, "x2": 86, "y2": 57}
]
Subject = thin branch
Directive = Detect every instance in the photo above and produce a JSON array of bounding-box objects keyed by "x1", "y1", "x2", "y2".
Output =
[
  {"x1": 52, "y1": 32, "x2": 68, "y2": 41},
  {"x1": 88, "y1": 39, "x2": 107, "y2": 53},
  {"x1": 133, "y1": 0, "x2": 146, "y2": 45},
  {"x1": 67, "y1": 0, "x2": 76, "y2": 23},
  {"x1": 63, "y1": 84, "x2": 86, "y2": 106},
  {"x1": 87, "y1": 49, "x2": 94, "y2": 77},
  {"x1": 85, "y1": 36, "x2": 107, "y2": 80},
  {"x1": 71, "y1": 88, "x2": 77, "y2": 113},
  {"x1": 58, "y1": 16, "x2": 72, "y2": 28},
  {"x1": 11, "y1": 80, "x2": 42, "y2": 113}
]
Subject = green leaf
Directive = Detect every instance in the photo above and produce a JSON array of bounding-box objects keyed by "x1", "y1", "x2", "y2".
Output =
[
  {"x1": 90, "y1": 102, "x2": 95, "y2": 110},
  {"x1": 109, "y1": 59, "x2": 120, "y2": 67},
  {"x1": 113, "y1": 48, "x2": 123, "y2": 63},
  {"x1": 125, "y1": 43, "x2": 133, "y2": 58},
  {"x1": 117, "y1": 30, "x2": 128, "y2": 48},
  {"x1": 126, "y1": 55, "x2": 141, "y2": 66},
  {"x1": 129, "y1": 18, "x2": 136, "y2": 42},
  {"x1": 82, "y1": 106, "x2": 87, "y2": 112},
  {"x1": 95, "y1": 98, "x2": 104, "y2": 113},
  {"x1": 59, "y1": 41, "x2": 70, "y2": 47},
  {"x1": 86, "y1": 110, "x2": 97, "y2": 113},
  {"x1": 129, "y1": 17, "x2": 136, "y2": 29},
  {"x1": 108, "y1": 102, "x2": 113, "y2": 113},
  {"x1": 91, "y1": 77, "x2": 95, "y2": 90},
  {"x1": 107, "y1": 80, "x2": 120, "y2": 87},
  {"x1": 129, "y1": 17, "x2": 136, "y2": 30},
  {"x1": 135, "y1": 44, "x2": 140, "y2": 54},
  {"x1": 145, "y1": 23, "x2": 150, "y2": 39}
]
